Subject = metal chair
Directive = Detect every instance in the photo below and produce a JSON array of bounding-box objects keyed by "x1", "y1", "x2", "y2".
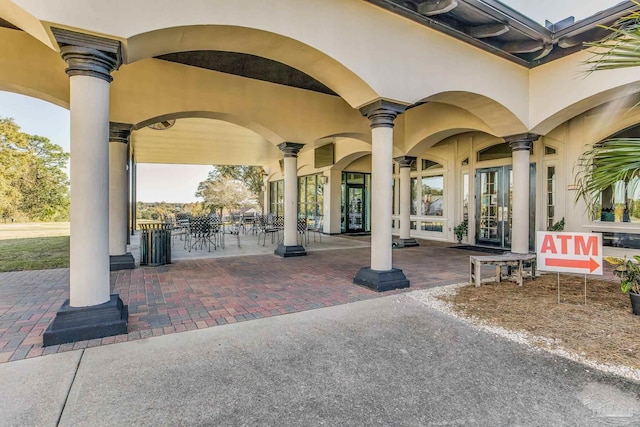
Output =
[
  {"x1": 186, "y1": 215, "x2": 216, "y2": 252},
  {"x1": 307, "y1": 215, "x2": 324, "y2": 243},
  {"x1": 297, "y1": 217, "x2": 308, "y2": 246},
  {"x1": 257, "y1": 214, "x2": 282, "y2": 246}
]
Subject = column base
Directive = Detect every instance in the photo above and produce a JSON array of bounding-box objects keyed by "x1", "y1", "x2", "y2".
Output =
[
  {"x1": 43, "y1": 294, "x2": 128, "y2": 346},
  {"x1": 109, "y1": 253, "x2": 135, "y2": 271},
  {"x1": 393, "y1": 238, "x2": 419, "y2": 248},
  {"x1": 353, "y1": 267, "x2": 410, "y2": 292},
  {"x1": 275, "y1": 244, "x2": 307, "y2": 258}
]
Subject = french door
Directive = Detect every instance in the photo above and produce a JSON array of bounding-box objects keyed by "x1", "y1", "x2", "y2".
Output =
[
  {"x1": 346, "y1": 184, "x2": 365, "y2": 233},
  {"x1": 475, "y1": 165, "x2": 535, "y2": 249}
]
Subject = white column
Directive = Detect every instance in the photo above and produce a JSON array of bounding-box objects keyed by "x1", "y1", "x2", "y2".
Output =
[
  {"x1": 507, "y1": 134, "x2": 537, "y2": 254},
  {"x1": 109, "y1": 124, "x2": 131, "y2": 256},
  {"x1": 283, "y1": 154, "x2": 298, "y2": 246},
  {"x1": 395, "y1": 156, "x2": 418, "y2": 247},
  {"x1": 371, "y1": 125, "x2": 394, "y2": 270},
  {"x1": 275, "y1": 142, "x2": 306, "y2": 257},
  {"x1": 62, "y1": 46, "x2": 120, "y2": 307},
  {"x1": 43, "y1": 30, "x2": 127, "y2": 347},
  {"x1": 326, "y1": 169, "x2": 342, "y2": 234},
  {"x1": 353, "y1": 100, "x2": 409, "y2": 292},
  {"x1": 262, "y1": 171, "x2": 269, "y2": 215}
]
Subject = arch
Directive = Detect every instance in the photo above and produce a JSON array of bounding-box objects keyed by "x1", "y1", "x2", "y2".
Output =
[
  {"x1": 313, "y1": 132, "x2": 371, "y2": 147},
  {"x1": 403, "y1": 102, "x2": 499, "y2": 157},
  {"x1": 0, "y1": 28, "x2": 68, "y2": 108},
  {"x1": 419, "y1": 92, "x2": 527, "y2": 137},
  {"x1": 135, "y1": 111, "x2": 285, "y2": 146},
  {"x1": 583, "y1": 104, "x2": 640, "y2": 147},
  {"x1": 110, "y1": 57, "x2": 366, "y2": 145},
  {"x1": 126, "y1": 25, "x2": 378, "y2": 109},
  {"x1": 530, "y1": 49, "x2": 640, "y2": 135},
  {"x1": 332, "y1": 151, "x2": 371, "y2": 171},
  {"x1": 531, "y1": 83, "x2": 640, "y2": 136},
  {"x1": 0, "y1": 1, "x2": 55, "y2": 49},
  {"x1": 131, "y1": 113, "x2": 285, "y2": 167}
]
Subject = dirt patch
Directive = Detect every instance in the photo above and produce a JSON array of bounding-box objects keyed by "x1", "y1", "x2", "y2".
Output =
[{"x1": 437, "y1": 273, "x2": 640, "y2": 370}]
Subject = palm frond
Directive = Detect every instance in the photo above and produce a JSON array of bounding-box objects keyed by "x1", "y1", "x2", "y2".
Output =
[
  {"x1": 584, "y1": 3, "x2": 640, "y2": 73},
  {"x1": 574, "y1": 139, "x2": 640, "y2": 213}
]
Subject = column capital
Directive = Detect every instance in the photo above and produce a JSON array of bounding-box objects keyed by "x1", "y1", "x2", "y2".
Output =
[
  {"x1": 504, "y1": 133, "x2": 540, "y2": 151},
  {"x1": 359, "y1": 99, "x2": 408, "y2": 129},
  {"x1": 109, "y1": 122, "x2": 133, "y2": 144},
  {"x1": 51, "y1": 27, "x2": 121, "y2": 83},
  {"x1": 278, "y1": 142, "x2": 305, "y2": 158},
  {"x1": 394, "y1": 156, "x2": 417, "y2": 168}
]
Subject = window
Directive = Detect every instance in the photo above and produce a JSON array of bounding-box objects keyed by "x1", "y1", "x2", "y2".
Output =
[
  {"x1": 298, "y1": 174, "x2": 324, "y2": 223},
  {"x1": 546, "y1": 166, "x2": 556, "y2": 229},
  {"x1": 477, "y1": 143, "x2": 512, "y2": 162},
  {"x1": 421, "y1": 176, "x2": 444, "y2": 216},
  {"x1": 269, "y1": 180, "x2": 284, "y2": 216},
  {"x1": 421, "y1": 221, "x2": 443, "y2": 232},
  {"x1": 596, "y1": 177, "x2": 640, "y2": 223},
  {"x1": 544, "y1": 145, "x2": 557, "y2": 155},
  {"x1": 410, "y1": 177, "x2": 418, "y2": 215},
  {"x1": 422, "y1": 159, "x2": 443, "y2": 170},
  {"x1": 462, "y1": 173, "x2": 469, "y2": 222}
]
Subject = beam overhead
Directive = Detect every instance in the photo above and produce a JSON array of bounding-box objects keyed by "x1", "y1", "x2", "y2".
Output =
[
  {"x1": 467, "y1": 23, "x2": 509, "y2": 39},
  {"x1": 418, "y1": 0, "x2": 459, "y2": 16}
]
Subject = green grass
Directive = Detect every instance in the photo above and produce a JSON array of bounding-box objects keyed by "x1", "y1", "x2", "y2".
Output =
[
  {"x1": 0, "y1": 222, "x2": 70, "y2": 272},
  {"x1": 0, "y1": 236, "x2": 70, "y2": 272}
]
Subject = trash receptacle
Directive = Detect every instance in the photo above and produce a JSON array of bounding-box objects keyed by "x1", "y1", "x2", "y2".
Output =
[{"x1": 140, "y1": 223, "x2": 172, "y2": 266}]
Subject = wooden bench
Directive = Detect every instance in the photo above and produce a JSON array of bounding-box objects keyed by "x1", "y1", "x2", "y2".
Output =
[{"x1": 469, "y1": 253, "x2": 536, "y2": 287}]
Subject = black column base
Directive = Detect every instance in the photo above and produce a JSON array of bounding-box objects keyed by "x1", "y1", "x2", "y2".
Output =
[
  {"x1": 43, "y1": 294, "x2": 128, "y2": 346},
  {"x1": 275, "y1": 244, "x2": 307, "y2": 257},
  {"x1": 394, "y1": 238, "x2": 419, "y2": 248},
  {"x1": 110, "y1": 253, "x2": 135, "y2": 271},
  {"x1": 353, "y1": 267, "x2": 410, "y2": 292}
]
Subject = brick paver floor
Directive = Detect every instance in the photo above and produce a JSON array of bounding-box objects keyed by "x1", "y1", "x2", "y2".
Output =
[{"x1": 0, "y1": 240, "x2": 491, "y2": 363}]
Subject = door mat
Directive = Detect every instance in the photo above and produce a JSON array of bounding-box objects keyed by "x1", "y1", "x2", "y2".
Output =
[{"x1": 452, "y1": 245, "x2": 506, "y2": 254}]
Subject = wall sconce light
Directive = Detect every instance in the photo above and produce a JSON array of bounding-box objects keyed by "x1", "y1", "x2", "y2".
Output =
[{"x1": 321, "y1": 175, "x2": 329, "y2": 184}]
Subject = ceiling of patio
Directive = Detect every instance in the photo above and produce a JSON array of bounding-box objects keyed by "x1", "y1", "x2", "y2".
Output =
[{"x1": 131, "y1": 118, "x2": 282, "y2": 166}]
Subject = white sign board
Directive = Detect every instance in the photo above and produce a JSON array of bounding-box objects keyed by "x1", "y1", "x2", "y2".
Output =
[{"x1": 536, "y1": 232, "x2": 603, "y2": 275}]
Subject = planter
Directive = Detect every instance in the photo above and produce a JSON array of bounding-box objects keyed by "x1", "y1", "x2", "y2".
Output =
[{"x1": 629, "y1": 292, "x2": 640, "y2": 316}]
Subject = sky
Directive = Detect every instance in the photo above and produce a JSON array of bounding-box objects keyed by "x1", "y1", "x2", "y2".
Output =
[
  {"x1": 0, "y1": 91, "x2": 212, "y2": 203},
  {"x1": 499, "y1": 0, "x2": 625, "y2": 24},
  {"x1": 0, "y1": 1, "x2": 624, "y2": 202}
]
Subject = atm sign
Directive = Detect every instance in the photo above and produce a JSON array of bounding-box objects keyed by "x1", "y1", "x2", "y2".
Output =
[{"x1": 536, "y1": 232, "x2": 603, "y2": 275}]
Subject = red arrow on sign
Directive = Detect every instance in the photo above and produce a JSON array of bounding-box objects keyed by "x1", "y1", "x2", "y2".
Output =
[{"x1": 545, "y1": 257, "x2": 600, "y2": 273}]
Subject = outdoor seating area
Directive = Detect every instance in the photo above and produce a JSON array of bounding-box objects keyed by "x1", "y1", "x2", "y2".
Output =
[
  {"x1": 135, "y1": 214, "x2": 363, "y2": 263},
  {"x1": 159, "y1": 213, "x2": 327, "y2": 255}
]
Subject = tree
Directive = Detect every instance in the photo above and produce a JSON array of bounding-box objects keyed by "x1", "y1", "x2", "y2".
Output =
[
  {"x1": 0, "y1": 117, "x2": 70, "y2": 221},
  {"x1": 0, "y1": 118, "x2": 27, "y2": 220},
  {"x1": 195, "y1": 170, "x2": 257, "y2": 216},
  {"x1": 575, "y1": 6, "x2": 640, "y2": 211},
  {"x1": 216, "y1": 165, "x2": 265, "y2": 211}
]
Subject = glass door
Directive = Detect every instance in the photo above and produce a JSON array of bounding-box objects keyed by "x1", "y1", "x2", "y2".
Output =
[
  {"x1": 346, "y1": 185, "x2": 365, "y2": 233},
  {"x1": 476, "y1": 167, "x2": 512, "y2": 248},
  {"x1": 476, "y1": 165, "x2": 535, "y2": 249}
]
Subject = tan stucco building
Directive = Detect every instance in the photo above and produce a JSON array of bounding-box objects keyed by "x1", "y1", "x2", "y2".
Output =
[{"x1": 2, "y1": 0, "x2": 639, "y2": 343}]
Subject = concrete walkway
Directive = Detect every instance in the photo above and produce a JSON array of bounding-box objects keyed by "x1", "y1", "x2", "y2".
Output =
[{"x1": 2, "y1": 294, "x2": 639, "y2": 426}]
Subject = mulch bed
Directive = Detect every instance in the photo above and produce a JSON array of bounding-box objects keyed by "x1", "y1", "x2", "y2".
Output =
[{"x1": 437, "y1": 273, "x2": 640, "y2": 370}]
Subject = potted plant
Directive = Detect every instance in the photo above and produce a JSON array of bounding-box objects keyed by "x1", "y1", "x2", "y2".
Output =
[
  {"x1": 604, "y1": 255, "x2": 640, "y2": 315},
  {"x1": 453, "y1": 219, "x2": 468, "y2": 243}
]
